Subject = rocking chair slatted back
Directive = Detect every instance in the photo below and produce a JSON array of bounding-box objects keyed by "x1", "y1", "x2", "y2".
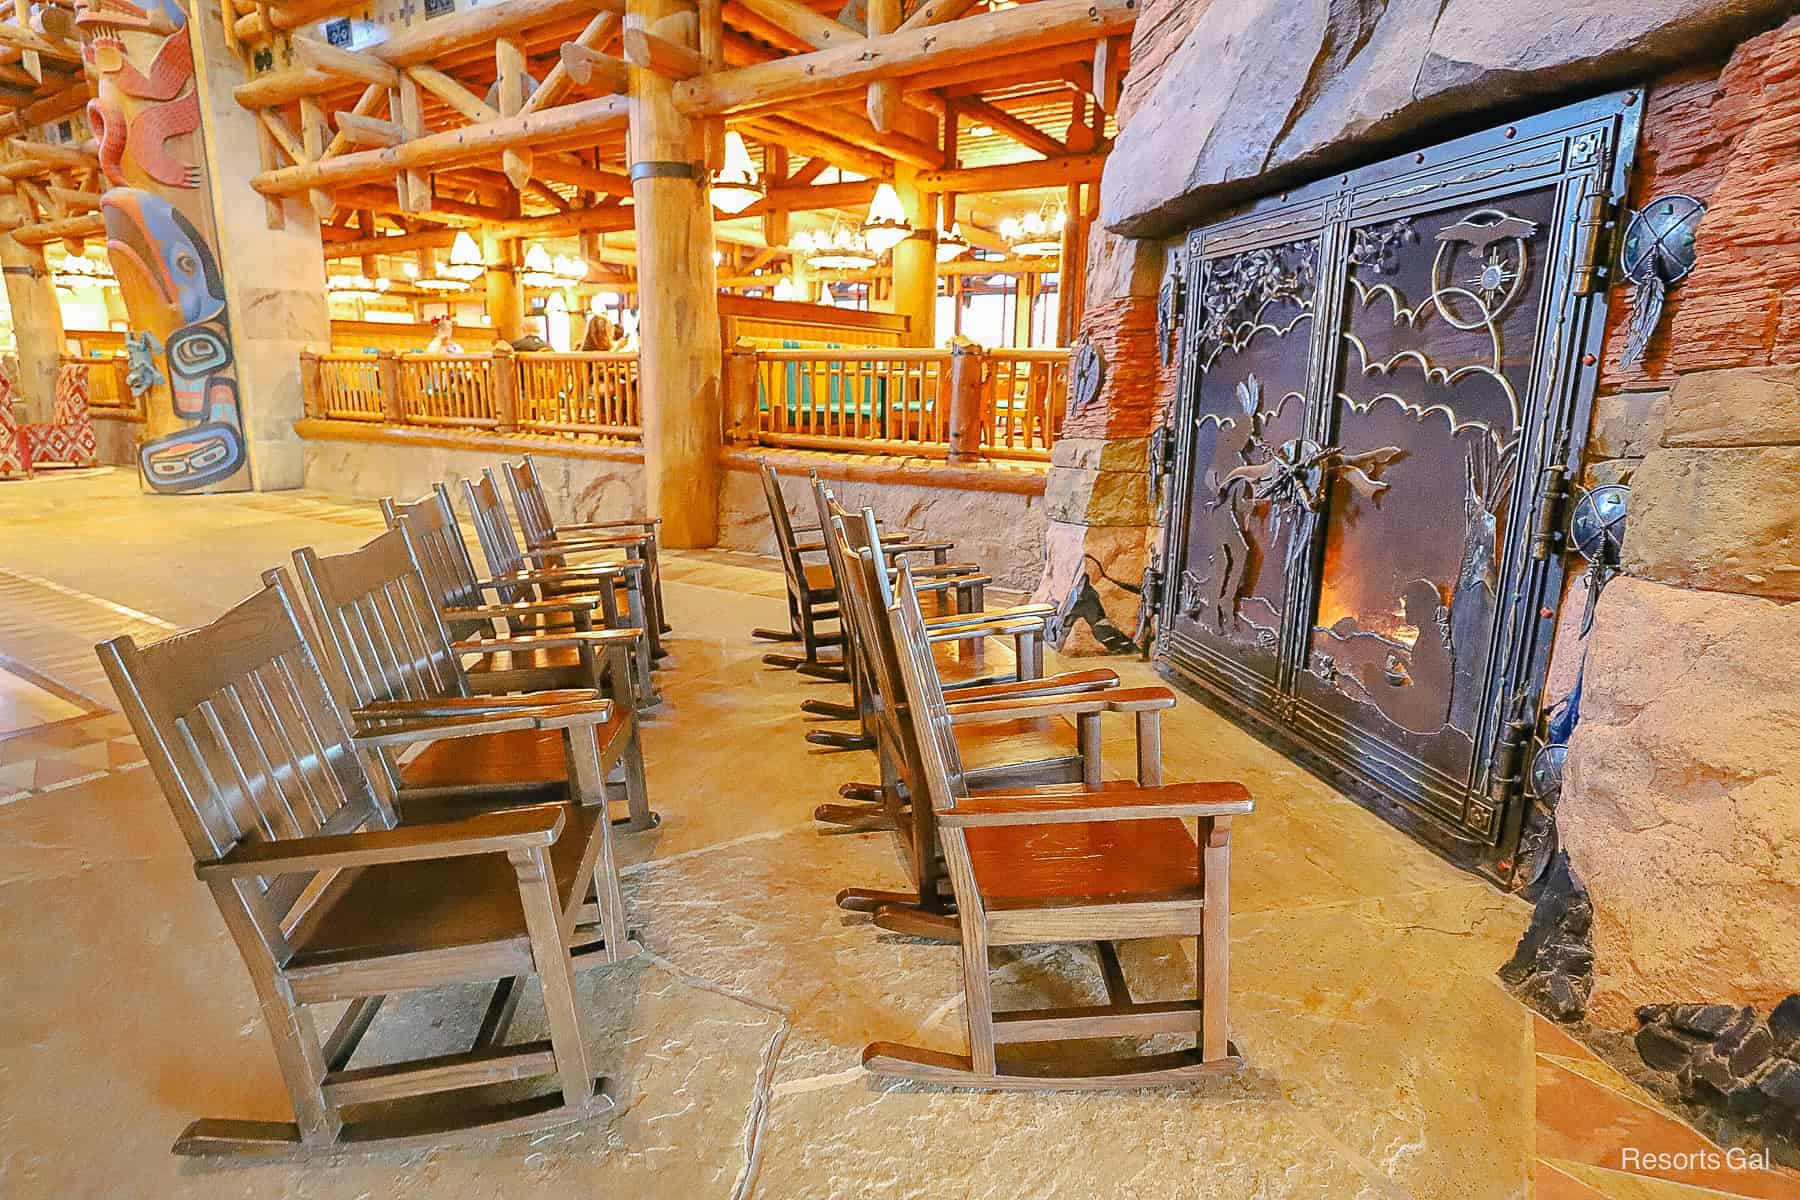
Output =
[
  {"x1": 291, "y1": 526, "x2": 469, "y2": 709},
  {"x1": 463, "y1": 468, "x2": 534, "y2": 602},
  {"x1": 380, "y1": 484, "x2": 485, "y2": 628},
  {"x1": 96, "y1": 577, "x2": 394, "y2": 959},
  {"x1": 500, "y1": 456, "x2": 562, "y2": 551},
  {"x1": 884, "y1": 560, "x2": 975, "y2": 810},
  {"x1": 759, "y1": 464, "x2": 812, "y2": 597}
]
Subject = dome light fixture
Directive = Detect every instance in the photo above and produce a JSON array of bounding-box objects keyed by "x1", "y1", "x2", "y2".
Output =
[
  {"x1": 439, "y1": 230, "x2": 487, "y2": 281},
  {"x1": 325, "y1": 272, "x2": 391, "y2": 300},
  {"x1": 860, "y1": 182, "x2": 913, "y2": 256},
  {"x1": 711, "y1": 131, "x2": 764, "y2": 215}
]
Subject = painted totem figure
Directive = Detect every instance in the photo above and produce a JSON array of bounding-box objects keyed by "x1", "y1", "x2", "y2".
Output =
[{"x1": 77, "y1": 0, "x2": 249, "y2": 492}]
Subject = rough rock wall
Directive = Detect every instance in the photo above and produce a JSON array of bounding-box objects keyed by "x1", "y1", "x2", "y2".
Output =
[
  {"x1": 1102, "y1": 0, "x2": 1796, "y2": 238},
  {"x1": 1553, "y1": 17, "x2": 1800, "y2": 1029}
]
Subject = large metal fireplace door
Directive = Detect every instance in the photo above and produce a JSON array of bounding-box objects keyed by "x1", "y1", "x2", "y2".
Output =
[{"x1": 1155, "y1": 94, "x2": 1641, "y2": 878}]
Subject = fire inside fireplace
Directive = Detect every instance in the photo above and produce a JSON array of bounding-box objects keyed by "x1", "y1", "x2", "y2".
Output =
[{"x1": 1154, "y1": 93, "x2": 1642, "y2": 879}]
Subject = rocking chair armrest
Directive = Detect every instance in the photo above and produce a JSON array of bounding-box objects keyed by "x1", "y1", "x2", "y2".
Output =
[
  {"x1": 352, "y1": 698, "x2": 614, "y2": 746},
  {"x1": 791, "y1": 541, "x2": 831, "y2": 554},
  {"x1": 945, "y1": 668, "x2": 1120, "y2": 704},
  {"x1": 936, "y1": 782, "x2": 1254, "y2": 828},
  {"x1": 516, "y1": 548, "x2": 637, "y2": 567},
  {"x1": 441, "y1": 598, "x2": 599, "y2": 622},
  {"x1": 924, "y1": 603, "x2": 1055, "y2": 631},
  {"x1": 454, "y1": 628, "x2": 644, "y2": 656},
  {"x1": 528, "y1": 534, "x2": 647, "y2": 554},
  {"x1": 479, "y1": 560, "x2": 644, "y2": 586},
  {"x1": 885, "y1": 539, "x2": 956, "y2": 558},
  {"x1": 196, "y1": 805, "x2": 568, "y2": 879},
  {"x1": 946, "y1": 686, "x2": 1176, "y2": 723},
  {"x1": 904, "y1": 562, "x2": 985, "y2": 579},
  {"x1": 355, "y1": 691, "x2": 601, "y2": 720},
  {"x1": 556, "y1": 518, "x2": 660, "y2": 533},
  {"x1": 925, "y1": 616, "x2": 1040, "y2": 644},
  {"x1": 910, "y1": 573, "x2": 994, "y2": 598}
]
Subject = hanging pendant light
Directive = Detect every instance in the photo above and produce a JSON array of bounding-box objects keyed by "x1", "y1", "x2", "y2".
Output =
[
  {"x1": 711, "y1": 131, "x2": 764, "y2": 215},
  {"x1": 771, "y1": 275, "x2": 804, "y2": 302},
  {"x1": 860, "y1": 182, "x2": 913, "y2": 256},
  {"x1": 935, "y1": 221, "x2": 970, "y2": 263},
  {"x1": 520, "y1": 244, "x2": 560, "y2": 288},
  {"x1": 409, "y1": 249, "x2": 472, "y2": 292},
  {"x1": 434, "y1": 230, "x2": 486, "y2": 282},
  {"x1": 325, "y1": 271, "x2": 391, "y2": 301}
]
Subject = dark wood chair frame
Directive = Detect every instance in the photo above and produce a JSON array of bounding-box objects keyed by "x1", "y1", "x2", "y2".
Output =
[
  {"x1": 753, "y1": 462, "x2": 977, "y2": 681},
  {"x1": 462, "y1": 468, "x2": 661, "y2": 708},
  {"x1": 499, "y1": 454, "x2": 669, "y2": 654},
  {"x1": 860, "y1": 559, "x2": 1254, "y2": 1089},
  {"x1": 289, "y1": 523, "x2": 656, "y2": 833},
  {"x1": 825, "y1": 505, "x2": 1175, "y2": 940},
  {"x1": 380, "y1": 484, "x2": 630, "y2": 700},
  {"x1": 96, "y1": 576, "x2": 632, "y2": 1156}
]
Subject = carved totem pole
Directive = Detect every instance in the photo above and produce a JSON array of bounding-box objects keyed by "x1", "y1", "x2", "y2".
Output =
[{"x1": 76, "y1": 0, "x2": 250, "y2": 493}]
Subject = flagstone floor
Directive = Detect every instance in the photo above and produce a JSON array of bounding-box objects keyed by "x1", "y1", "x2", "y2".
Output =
[{"x1": 0, "y1": 468, "x2": 1793, "y2": 1200}]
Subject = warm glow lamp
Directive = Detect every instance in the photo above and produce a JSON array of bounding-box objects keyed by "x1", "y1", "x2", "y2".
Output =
[
  {"x1": 861, "y1": 183, "x2": 912, "y2": 256},
  {"x1": 711, "y1": 131, "x2": 764, "y2": 215}
]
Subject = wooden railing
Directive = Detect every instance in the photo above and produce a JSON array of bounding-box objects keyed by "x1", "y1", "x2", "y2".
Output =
[
  {"x1": 725, "y1": 341, "x2": 1068, "y2": 462},
  {"x1": 302, "y1": 342, "x2": 1068, "y2": 462},
  {"x1": 302, "y1": 347, "x2": 643, "y2": 440},
  {"x1": 62, "y1": 354, "x2": 139, "y2": 417},
  {"x1": 516, "y1": 351, "x2": 641, "y2": 438}
]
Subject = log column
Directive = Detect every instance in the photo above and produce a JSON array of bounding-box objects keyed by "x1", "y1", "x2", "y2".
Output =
[
  {"x1": 889, "y1": 164, "x2": 935, "y2": 346},
  {"x1": 483, "y1": 233, "x2": 525, "y2": 342},
  {"x1": 628, "y1": 0, "x2": 722, "y2": 546},
  {"x1": 0, "y1": 192, "x2": 65, "y2": 418}
]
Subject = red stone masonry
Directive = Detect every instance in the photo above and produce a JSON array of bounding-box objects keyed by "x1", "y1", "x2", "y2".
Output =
[{"x1": 1063, "y1": 294, "x2": 1178, "y2": 442}]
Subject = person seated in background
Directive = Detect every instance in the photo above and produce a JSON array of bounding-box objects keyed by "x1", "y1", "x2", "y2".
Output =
[
  {"x1": 425, "y1": 315, "x2": 463, "y2": 354},
  {"x1": 510, "y1": 333, "x2": 551, "y2": 352},
  {"x1": 579, "y1": 313, "x2": 616, "y2": 352}
]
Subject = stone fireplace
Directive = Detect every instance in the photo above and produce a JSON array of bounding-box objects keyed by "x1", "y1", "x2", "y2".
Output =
[{"x1": 1041, "y1": 0, "x2": 1800, "y2": 1131}]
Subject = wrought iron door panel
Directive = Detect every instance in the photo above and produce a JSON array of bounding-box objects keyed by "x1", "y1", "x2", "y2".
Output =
[
  {"x1": 1157, "y1": 93, "x2": 1640, "y2": 877},
  {"x1": 1168, "y1": 235, "x2": 1321, "y2": 696},
  {"x1": 1297, "y1": 186, "x2": 1563, "y2": 813}
]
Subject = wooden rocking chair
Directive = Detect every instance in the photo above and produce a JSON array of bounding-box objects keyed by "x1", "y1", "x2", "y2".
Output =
[
  {"x1": 462, "y1": 468, "x2": 660, "y2": 707},
  {"x1": 380, "y1": 484, "x2": 637, "y2": 701},
  {"x1": 803, "y1": 475, "x2": 1049, "y2": 756},
  {"x1": 95, "y1": 577, "x2": 628, "y2": 1156},
  {"x1": 826, "y1": 506, "x2": 1175, "y2": 940},
  {"x1": 754, "y1": 462, "x2": 977, "y2": 680},
  {"x1": 499, "y1": 454, "x2": 669, "y2": 648},
  {"x1": 861, "y1": 560, "x2": 1253, "y2": 1089},
  {"x1": 289, "y1": 524, "x2": 656, "y2": 833}
]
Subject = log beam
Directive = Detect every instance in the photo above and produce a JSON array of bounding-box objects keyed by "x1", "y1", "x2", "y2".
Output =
[
  {"x1": 623, "y1": 27, "x2": 705, "y2": 79},
  {"x1": 958, "y1": 96, "x2": 1065, "y2": 159},
  {"x1": 914, "y1": 151, "x2": 1106, "y2": 194}
]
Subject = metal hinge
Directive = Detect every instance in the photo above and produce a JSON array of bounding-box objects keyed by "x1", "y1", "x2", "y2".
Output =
[
  {"x1": 1529, "y1": 463, "x2": 1572, "y2": 560},
  {"x1": 1133, "y1": 564, "x2": 1164, "y2": 659},
  {"x1": 1572, "y1": 191, "x2": 1621, "y2": 296},
  {"x1": 1483, "y1": 692, "x2": 1536, "y2": 824}
]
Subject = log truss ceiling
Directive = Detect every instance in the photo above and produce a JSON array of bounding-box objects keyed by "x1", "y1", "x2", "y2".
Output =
[{"x1": 0, "y1": 0, "x2": 1129, "y2": 263}]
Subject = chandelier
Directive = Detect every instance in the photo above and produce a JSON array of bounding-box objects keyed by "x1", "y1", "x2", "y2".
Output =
[
  {"x1": 711, "y1": 131, "x2": 764, "y2": 215},
  {"x1": 325, "y1": 272, "x2": 391, "y2": 300},
  {"x1": 51, "y1": 254, "x2": 117, "y2": 292},
  {"x1": 1000, "y1": 202, "x2": 1066, "y2": 257},
  {"x1": 793, "y1": 221, "x2": 875, "y2": 270},
  {"x1": 406, "y1": 254, "x2": 470, "y2": 292},
  {"x1": 935, "y1": 221, "x2": 970, "y2": 263},
  {"x1": 860, "y1": 182, "x2": 912, "y2": 256},
  {"x1": 520, "y1": 244, "x2": 586, "y2": 288}
]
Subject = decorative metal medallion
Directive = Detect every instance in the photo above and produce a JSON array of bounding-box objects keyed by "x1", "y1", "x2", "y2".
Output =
[
  {"x1": 1431, "y1": 209, "x2": 1542, "y2": 330},
  {"x1": 1529, "y1": 742, "x2": 1567, "y2": 803},
  {"x1": 1069, "y1": 336, "x2": 1105, "y2": 415},
  {"x1": 1569, "y1": 483, "x2": 1629, "y2": 635},
  {"x1": 1156, "y1": 254, "x2": 1183, "y2": 367},
  {"x1": 1619, "y1": 193, "x2": 1705, "y2": 368}
]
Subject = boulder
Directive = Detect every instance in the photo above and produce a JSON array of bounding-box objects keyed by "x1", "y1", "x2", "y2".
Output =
[
  {"x1": 1559, "y1": 576, "x2": 1800, "y2": 1028},
  {"x1": 1623, "y1": 446, "x2": 1800, "y2": 600},
  {"x1": 1104, "y1": 0, "x2": 1797, "y2": 237},
  {"x1": 1589, "y1": 389, "x2": 1669, "y2": 461}
]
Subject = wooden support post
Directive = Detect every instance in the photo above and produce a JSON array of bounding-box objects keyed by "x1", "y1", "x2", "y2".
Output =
[
  {"x1": 0, "y1": 192, "x2": 64, "y2": 417},
  {"x1": 864, "y1": 0, "x2": 898, "y2": 133},
  {"x1": 946, "y1": 336, "x2": 984, "y2": 462},
  {"x1": 888, "y1": 162, "x2": 935, "y2": 346},
  {"x1": 628, "y1": 0, "x2": 721, "y2": 547},
  {"x1": 394, "y1": 75, "x2": 429, "y2": 212},
  {"x1": 697, "y1": 0, "x2": 724, "y2": 169},
  {"x1": 299, "y1": 348, "x2": 323, "y2": 418},
  {"x1": 298, "y1": 96, "x2": 333, "y2": 220},
  {"x1": 491, "y1": 341, "x2": 520, "y2": 430},
  {"x1": 496, "y1": 38, "x2": 533, "y2": 189},
  {"x1": 722, "y1": 338, "x2": 759, "y2": 444},
  {"x1": 377, "y1": 349, "x2": 404, "y2": 423},
  {"x1": 483, "y1": 231, "x2": 524, "y2": 342}
]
